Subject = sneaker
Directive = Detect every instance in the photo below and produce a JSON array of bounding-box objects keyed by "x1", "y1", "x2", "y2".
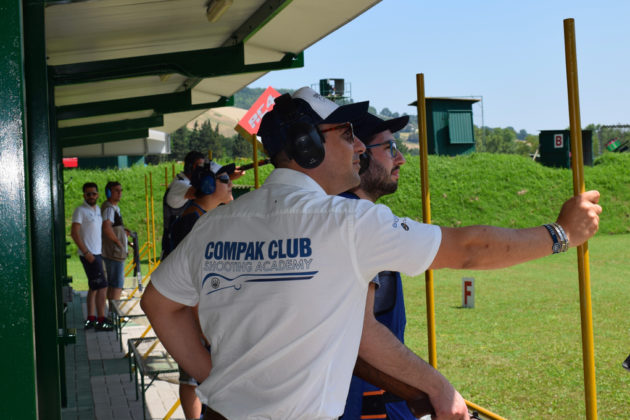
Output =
[
  {"x1": 84, "y1": 319, "x2": 95, "y2": 330},
  {"x1": 623, "y1": 354, "x2": 630, "y2": 371},
  {"x1": 95, "y1": 320, "x2": 114, "y2": 332}
]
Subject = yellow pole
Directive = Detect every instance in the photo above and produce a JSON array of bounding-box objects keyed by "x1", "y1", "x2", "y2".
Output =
[
  {"x1": 253, "y1": 133, "x2": 261, "y2": 188},
  {"x1": 142, "y1": 339, "x2": 160, "y2": 359},
  {"x1": 465, "y1": 400, "x2": 507, "y2": 420},
  {"x1": 415, "y1": 73, "x2": 437, "y2": 368},
  {"x1": 150, "y1": 172, "x2": 157, "y2": 264},
  {"x1": 163, "y1": 399, "x2": 181, "y2": 420},
  {"x1": 563, "y1": 18, "x2": 597, "y2": 419},
  {"x1": 144, "y1": 174, "x2": 151, "y2": 268}
]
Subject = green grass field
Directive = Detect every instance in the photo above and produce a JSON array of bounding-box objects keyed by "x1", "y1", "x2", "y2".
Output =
[
  {"x1": 402, "y1": 233, "x2": 630, "y2": 418},
  {"x1": 64, "y1": 152, "x2": 630, "y2": 418}
]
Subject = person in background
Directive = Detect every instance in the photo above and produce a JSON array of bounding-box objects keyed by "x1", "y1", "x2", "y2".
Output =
[
  {"x1": 163, "y1": 160, "x2": 234, "y2": 420},
  {"x1": 162, "y1": 151, "x2": 205, "y2": 256},
  {"x1": 340, "y1": 112, "x2": 415, "y2": 419},
  {"x1": 101, "y1": 181, "x2": 131, "y2": 317},
  {"x1": 71, "y1": 182, "x2": 113, "y2": 332}
]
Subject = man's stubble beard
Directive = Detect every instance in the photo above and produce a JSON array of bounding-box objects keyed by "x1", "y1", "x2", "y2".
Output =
[{"x1": 360, "y1": 158, "x2": 398, "y2": 200}]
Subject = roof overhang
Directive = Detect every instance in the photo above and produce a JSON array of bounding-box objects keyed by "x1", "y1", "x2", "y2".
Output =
[{"x1": 45, "y1": 0, "x2": 381, "y2": 157}]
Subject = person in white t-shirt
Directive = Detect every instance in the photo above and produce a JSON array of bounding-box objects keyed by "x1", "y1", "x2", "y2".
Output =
[
  {"x1": 140, "y1": 87, "x2": 601, "y2": 420},
  {"x1": 71, "y1": 182, "x2": 113, "y2": 331}
]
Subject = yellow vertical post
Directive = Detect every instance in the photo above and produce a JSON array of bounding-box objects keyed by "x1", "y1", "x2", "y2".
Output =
[
  {"x1": 144, "y1": 174, "x2": 152, "y2": 269},
  {"x1": 415, "y1": 73, "x2": 437, "y2": 368},
  {"x1": 563, "y1": 18, "x2": 597, "y2": 420},
  {"x1": 253, "y1": 133, "x2": 260, "y2": 189},
  {"x1": 149, "y1": 172, "x2": 157, "y2": 264}
]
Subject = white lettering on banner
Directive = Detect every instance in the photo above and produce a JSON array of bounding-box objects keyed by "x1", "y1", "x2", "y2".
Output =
[
  {"x1": 266, "y1": 93, "x2": 275, "y2": 108},
  {"x1": 247, "y1": 94, "x2": 277, "y2": 129}
]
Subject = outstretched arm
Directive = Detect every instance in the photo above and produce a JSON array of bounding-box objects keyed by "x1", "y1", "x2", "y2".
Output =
[
  {"x1": 140, "y1": 283, "x2": 212, "y2": 382},
  {"x1": 430, "y1": 190, "x2": 601, "y2": 270},
  {"x1": 358, "y1": 284, "x2": 469, "y2": 420}
]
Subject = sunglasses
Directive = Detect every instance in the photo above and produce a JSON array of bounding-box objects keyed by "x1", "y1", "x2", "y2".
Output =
[
  {"x1": 366, "y1": 139, "x2": 399, "y2": 159},
  {"x1": 216, "y1": 174, "x2": 230, "y2": 184},
  {"x1": 319, "y1": 122, "x2": 355, "y2": 144}
]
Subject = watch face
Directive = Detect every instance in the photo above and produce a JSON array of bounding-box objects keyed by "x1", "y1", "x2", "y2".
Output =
[{"x1": 552, "y1": 242, "x2": 562, "y2": 253}]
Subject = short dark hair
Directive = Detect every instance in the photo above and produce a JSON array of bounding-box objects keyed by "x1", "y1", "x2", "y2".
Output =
[
  {"x1": 83, "y1": 182, "x2": 98, "y2": 192},
  {"x1": 184, "y1": 151, "x2": 205, "y2": 175},
  {"x1": 270, "y1": 150, "x2": 291, "y2": 168},
  {"x1": 105, "y1": 181, "x2": 121, "y2": 191}
]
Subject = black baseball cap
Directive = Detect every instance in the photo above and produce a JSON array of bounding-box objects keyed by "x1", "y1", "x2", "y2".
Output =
[{"x1": 355, "y1": 113, "x2": 409, "y2": 145}]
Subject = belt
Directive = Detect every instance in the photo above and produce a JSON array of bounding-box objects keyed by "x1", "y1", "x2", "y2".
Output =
[{"x1": 204, "y1": 406, "x2": 229, "y2": 420}]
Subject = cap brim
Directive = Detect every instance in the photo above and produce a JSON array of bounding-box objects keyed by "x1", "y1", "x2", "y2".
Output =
[
  {"x1": 355, "y1": 114, "x2": 410, "y2": 142},
  {"x1": 321, "y1": 101, "x2": 369, "y2": 125},
  {"x1": 378, "y1": 115, "x2": 409, "y2": 134}
]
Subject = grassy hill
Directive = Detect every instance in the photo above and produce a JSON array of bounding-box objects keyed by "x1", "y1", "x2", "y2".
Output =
[{"x1": 63, "y1": 152, "x2": 630, "y2": 255}]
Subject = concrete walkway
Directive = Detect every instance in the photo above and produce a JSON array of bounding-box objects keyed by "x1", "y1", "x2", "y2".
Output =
[{"x1": 62, "y1": 290, "x2": 186, "y2": 420}]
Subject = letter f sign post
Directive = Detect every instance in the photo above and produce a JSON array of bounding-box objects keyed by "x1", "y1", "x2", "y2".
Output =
[{"x1": 462, "y1": 277, "x2": 474, "y2": 308}]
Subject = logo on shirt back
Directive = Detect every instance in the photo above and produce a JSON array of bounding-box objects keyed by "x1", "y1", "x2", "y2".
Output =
[
  {"x1": 392, "y1": 216, "x2": 410, "y2": 231},
  {"x1": 202, "y1": 237, "x2": 317, "y2": 294}
]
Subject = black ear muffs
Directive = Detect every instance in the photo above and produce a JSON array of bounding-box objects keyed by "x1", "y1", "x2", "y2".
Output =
[
  {"x1": 274, "y1": 94, "x2": 325, "y2": 169},
  {"x1": 286, "y1": 121, "x2": 326, "y2": 169}
]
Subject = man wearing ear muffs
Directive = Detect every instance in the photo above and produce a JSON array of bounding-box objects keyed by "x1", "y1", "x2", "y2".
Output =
[
  {"x1": 162, "y1": 159, "x2": 234, "y2": 420},
  {"x1": 140, "y1": 86, "x2": 601, "y2": 420}
]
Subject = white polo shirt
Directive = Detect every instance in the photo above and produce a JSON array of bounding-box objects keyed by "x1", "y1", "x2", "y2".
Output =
[
  {"x1": 151, "y1": 168, "x2": 441, "y2": 420},
  {"x1": 72, "y1": 201, "x2": 102, "y2": 256}
]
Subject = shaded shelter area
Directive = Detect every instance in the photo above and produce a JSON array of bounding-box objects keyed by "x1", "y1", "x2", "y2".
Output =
[{"x1": 0, "y1": 1, "x2": 381, "y2": 418}]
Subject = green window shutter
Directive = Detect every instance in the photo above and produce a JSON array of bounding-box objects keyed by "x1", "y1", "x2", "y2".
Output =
[{"x1": 448, "y1": 110, "x2": 474, "y2": 144}]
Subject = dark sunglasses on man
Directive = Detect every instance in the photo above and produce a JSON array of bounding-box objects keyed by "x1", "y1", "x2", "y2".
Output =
[
  {"x1": 366, "y1": 139, "x2": 399, "y2": 158},
  {"x1": 319, "y1": 122, "x2": 355, "y2": 144},
  {"x1": 216, "y1": 174, "x2": 230, "y2": 184}
]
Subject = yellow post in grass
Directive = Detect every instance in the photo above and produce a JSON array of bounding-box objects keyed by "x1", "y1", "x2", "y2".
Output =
[
  {"x1": 144, "y1": 174, "x2": 151, "y2": 267},
  {"x1": 236, "y1": 124, "x2": 262, "y2": 189},
  {"x1": 415, "y1": 73, "x2": 437, "y2": 369},
  {"x1": 563, "y1": 18, "x2": 598, "y2": 420},
  {"x1": 253, "y1": 131, "x2": 260, "y2": 189},
  {"x1": 150, "y1": 172, "x2": 158, "y2": 265}
]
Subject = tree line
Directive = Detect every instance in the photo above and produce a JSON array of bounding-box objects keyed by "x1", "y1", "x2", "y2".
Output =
[{"x1": 154, "y1": 87, "x2": 623, "y2": 162}]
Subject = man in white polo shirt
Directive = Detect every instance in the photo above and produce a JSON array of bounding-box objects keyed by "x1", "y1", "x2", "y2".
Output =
[{"x1": 141, "y1": 87, "x2": 601, "y2": 420}]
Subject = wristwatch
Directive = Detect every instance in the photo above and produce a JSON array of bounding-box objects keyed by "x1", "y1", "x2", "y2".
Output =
[{"x1": 543, "y1": 224, "x2": 562, "y2": 254}]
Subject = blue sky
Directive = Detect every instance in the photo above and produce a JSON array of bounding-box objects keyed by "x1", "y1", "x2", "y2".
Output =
[{"x1": 250, "y1": 0, "x2": 630, "y2": 134}]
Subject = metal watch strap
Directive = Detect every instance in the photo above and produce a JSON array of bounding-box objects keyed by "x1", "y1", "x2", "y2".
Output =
[
  {"x1": 551, "y1": 222, "x2": 569, "y2": 252},
  {"x1": 543, "y1": 224, "x2": 562, "y2": 254}
]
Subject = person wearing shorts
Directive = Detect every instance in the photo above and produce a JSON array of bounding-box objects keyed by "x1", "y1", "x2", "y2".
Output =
[
  {"x1": 101, "y1": 181, "x2": 131, "y2": 313},
  {"x1": 71, "y1": 182, "x2": 113, "y2": 331}
]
